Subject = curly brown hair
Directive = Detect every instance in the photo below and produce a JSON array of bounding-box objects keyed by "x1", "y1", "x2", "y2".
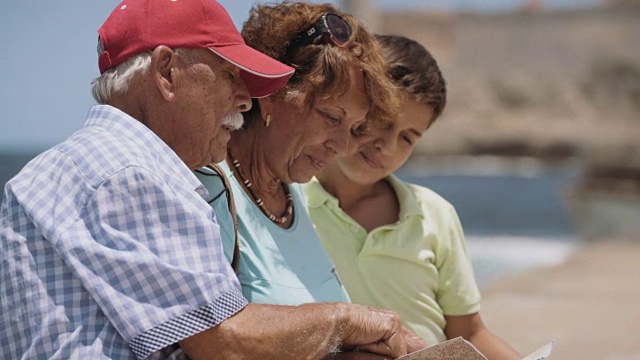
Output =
[
  {"x1": 241, "y1": 2, "x2": 399, "y2": 129},
  {"x1": 375, "y1": 34, "x2": 447, "y2": 124}
]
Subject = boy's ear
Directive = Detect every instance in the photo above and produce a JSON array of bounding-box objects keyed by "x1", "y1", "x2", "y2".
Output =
[{"x1": 150, "y1": 45, "x2": 179, "y2": 102}]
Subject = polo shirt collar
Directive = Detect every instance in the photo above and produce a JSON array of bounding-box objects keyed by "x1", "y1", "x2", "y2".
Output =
[
  {"x1": 305, "y1": 177, "x2": 338, "y2": 209},
  {"x1": 385, "y1": 174, "x2": 423, "y2": 220},
  {"x1": 306, "y1": 175, "x2": 423, "y2": 221}
]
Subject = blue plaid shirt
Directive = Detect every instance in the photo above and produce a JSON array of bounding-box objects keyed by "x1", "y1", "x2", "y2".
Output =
[{"x1": 0, "y1": 105, "x2": 247, "y2": 359}]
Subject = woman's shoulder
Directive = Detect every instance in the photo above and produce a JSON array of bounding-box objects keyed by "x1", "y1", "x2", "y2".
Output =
[{"x1": 193, "y1": 164, "x2": 232, "y2": 203}]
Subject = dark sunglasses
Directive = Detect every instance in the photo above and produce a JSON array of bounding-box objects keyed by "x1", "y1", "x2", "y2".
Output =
[{"x1": 288, "y1": 13, "x2": 353, "y2": 49}]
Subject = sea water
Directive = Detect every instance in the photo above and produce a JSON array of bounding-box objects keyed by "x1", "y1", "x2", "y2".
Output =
[{"x1": 1, "y1": 153, "x2": 583, "y2": 288}]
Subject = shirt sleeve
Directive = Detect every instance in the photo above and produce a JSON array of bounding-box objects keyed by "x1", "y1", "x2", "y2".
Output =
[
  {"x1": 435, "y1": 204, "x2": 482, "y2": 316},
  {"x1": 54, "y1": 165, "x2": 247, "y2": 359}
]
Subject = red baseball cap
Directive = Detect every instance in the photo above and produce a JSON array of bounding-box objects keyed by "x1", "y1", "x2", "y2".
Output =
[{"x1": 98, "y1": 0, "x2": 294, "y2": 98}]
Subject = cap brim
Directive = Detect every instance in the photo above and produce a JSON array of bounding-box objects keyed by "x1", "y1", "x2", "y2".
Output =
[{"x1": 209, "y1": 45, "x2": 294, "y2": 98}]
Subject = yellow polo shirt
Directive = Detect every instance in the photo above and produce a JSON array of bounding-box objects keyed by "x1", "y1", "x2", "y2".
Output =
[{"x1": 304, "y1": 175, "x2": 481, "y2": 345}]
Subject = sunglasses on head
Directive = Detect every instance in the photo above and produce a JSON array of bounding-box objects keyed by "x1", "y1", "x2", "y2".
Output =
[{"x1": 288, "y1": 13, "x2": 353, "y2": 49}]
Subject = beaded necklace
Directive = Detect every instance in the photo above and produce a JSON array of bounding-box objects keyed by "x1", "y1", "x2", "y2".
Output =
[{"x1": 227, "y1": 151, "x2": 294, "y2": 225}]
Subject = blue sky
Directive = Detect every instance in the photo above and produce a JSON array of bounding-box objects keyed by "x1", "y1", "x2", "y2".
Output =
[
  {"x1": 0, "y1": 0, "x2": 599, "y2": 152},
  {"x1": 0, "y1": 0, "x2": 343, "y2": 152}
]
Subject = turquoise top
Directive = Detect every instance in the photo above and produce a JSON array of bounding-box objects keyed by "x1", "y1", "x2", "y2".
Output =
[{"x1": 195, "y1": 163, "x2": 349, "y2": 305}]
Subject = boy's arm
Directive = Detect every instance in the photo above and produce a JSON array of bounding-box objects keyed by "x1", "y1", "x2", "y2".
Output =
[{"x1": 445, "y1": 313, "x2": 520, "y2": 360}]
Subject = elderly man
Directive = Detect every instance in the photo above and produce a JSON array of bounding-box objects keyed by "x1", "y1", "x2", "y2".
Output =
[{"x1": 0, "y1": 0, "x2": 412, "y2": 359}]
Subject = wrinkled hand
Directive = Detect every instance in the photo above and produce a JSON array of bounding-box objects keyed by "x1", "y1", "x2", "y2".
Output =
[
  {"x1": 339, "y1": 304, "x2": 407, "y2": 358},
  {"x1": 400, "y1": 325, "x2": 426, "y2": 353}
]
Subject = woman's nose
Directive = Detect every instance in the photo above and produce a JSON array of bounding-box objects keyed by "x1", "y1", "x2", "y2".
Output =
[{"x1": 327, "y1": 129, "x2": 350, "y2": 155}]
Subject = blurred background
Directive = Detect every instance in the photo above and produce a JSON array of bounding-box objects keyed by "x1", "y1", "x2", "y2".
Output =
[{"x1": 1, "y1": 1, "x2": 639, "y2": 358}]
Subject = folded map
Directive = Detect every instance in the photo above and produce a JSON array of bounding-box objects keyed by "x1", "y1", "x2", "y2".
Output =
[{"x1": 396, "y1": 337, "x2": 555, "y2": 360}]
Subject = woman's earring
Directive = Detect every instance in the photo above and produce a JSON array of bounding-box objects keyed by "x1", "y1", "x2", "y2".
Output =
[{"x1": 265, "y1": 114, "x2": 272, "y2": 128}]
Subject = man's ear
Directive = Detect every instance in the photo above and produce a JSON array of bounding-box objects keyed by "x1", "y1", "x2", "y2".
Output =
[{"x1": 150, "y1": 45, "x2": 179, "y2": 102}]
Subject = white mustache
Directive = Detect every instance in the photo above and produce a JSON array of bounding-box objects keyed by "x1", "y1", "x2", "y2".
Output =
[{"x1": 222, "y1": 112, "x2": 244, "y2": 131}]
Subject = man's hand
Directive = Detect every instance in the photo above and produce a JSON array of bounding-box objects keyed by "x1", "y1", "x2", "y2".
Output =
[
  {"x1": 323, "y1": 352, "x2": 392, "y2": 360},
  {"x1": 339, "y1": 304, "x2": 407, "y2": 358},
  {"x1": 181, "y1": 302, "x2": 412, "y2": 360},
  {"x1": 399, "y1": 325, "x2": 426, "y2": 353}
]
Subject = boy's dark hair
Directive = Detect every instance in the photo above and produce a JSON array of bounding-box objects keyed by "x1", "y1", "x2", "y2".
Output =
[{"x1": 375, "y1": 34, "x2": 447, "y2": 124}]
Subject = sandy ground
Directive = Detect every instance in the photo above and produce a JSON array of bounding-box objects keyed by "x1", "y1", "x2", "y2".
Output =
[{"x1": 479, "y1": 238, "x2": 640, "y2": 360}]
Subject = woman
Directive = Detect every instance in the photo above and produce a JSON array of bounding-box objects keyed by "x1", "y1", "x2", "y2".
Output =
[
  {"x1": 195, "y1": 2, "x2": 399, "y2": 305},
  {"x1": 304, "y1": 35, "x2": 520, "y2": 358}
]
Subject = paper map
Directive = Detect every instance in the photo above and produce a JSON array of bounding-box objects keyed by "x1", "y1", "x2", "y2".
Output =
[
  {"x1": 397, "y1": 337, "x2": 555, "y2": 360},
  {"x1": 521, "y1": 340, "x2": 555, "y2": 360}
]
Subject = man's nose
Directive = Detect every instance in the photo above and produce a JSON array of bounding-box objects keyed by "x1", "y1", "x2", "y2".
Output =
[{"x1": 234, "y1": 78, "x2": 252, "y2": 112}]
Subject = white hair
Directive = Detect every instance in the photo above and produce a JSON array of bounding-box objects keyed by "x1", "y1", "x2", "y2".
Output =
[
  {"x1": 90, "y1": 39, "x2": 201, "y2": 104},
  {"x1": 223, "y1": 112, "x2": 244, "y2": 130}
]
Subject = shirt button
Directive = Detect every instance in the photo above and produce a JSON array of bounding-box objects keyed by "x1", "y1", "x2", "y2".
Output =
[
  {"x1": 195, "y1": 186, "x2": 208, "y2": 198},
  {"x1": 350, "y1": 225, "x2": 359, "y2": 233}
]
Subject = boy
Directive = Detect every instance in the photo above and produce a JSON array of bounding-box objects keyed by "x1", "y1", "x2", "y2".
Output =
[{"x1": 304, "y1": 35, "x2": 520, "y2": 359}]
